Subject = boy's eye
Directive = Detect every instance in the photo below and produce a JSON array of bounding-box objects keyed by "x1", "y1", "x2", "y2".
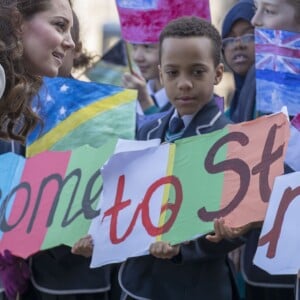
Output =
[
  {"x1": 144, "y1": 44, "x2": 157, "y2": 52},
  {"x1": 193, "y1": 69, "x2": 204, "y2": 76},
  {"x1": 165, "y1": 70, "x2": 178, "y2": 77},
  {"x1": 144, "y1": 44, "x2": 156, "y2": 49}
]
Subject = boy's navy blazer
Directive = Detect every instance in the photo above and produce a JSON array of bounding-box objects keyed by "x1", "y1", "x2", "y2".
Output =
[
  {"x1": 137, "y1": 98, "x2": 229, "y2": 141},
  {"x1": 119, "y1": 99, "x2": 242, "y2": 300}
]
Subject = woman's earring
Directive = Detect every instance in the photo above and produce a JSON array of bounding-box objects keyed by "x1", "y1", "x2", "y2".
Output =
[{"x1": 0, "y1": 64, "x2": 6, "y2": 99}]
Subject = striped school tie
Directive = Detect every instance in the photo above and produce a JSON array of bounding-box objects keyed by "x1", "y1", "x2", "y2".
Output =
[
  {"x1": 169, "y1": 116, "x2": 184, "y2": 134},
  {"x1": 165, "y1": 116, "x2": 185, "y2": 142}
]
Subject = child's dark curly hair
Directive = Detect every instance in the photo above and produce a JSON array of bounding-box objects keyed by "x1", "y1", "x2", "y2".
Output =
[{"x1": 159, "y1": 16, "x2": 222, "y2": 67}]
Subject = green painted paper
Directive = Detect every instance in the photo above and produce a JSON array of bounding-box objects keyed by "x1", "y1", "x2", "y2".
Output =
[
  {"x1": 51, "y1": 102, "x2": 136, "y2": 151},
  {"x1": 162, "y1": 127, "x2": 229, "y2": 244},
  {"x1": 42, "y1": 138, "x2": 117, "y2": 249}
]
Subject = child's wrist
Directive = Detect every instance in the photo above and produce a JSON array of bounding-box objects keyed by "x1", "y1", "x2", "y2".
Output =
[{"x1": 144, "y1": 105, "x2": 160, "y2": 115}]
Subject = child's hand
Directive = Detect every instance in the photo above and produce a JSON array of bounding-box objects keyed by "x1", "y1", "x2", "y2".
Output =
[
  {"x1": 122, "y1": 72, "x2": 155, "y2": 111},
  {"x1": 149, "y1": 241, "x2": 180, "y2": 259},
  {"x1": 205, "y1": 218, "x2": 253, "y2": 243},
  {"x1": 71, "y1": 235, "x2": 93, "y2": 258},
  {"x1": 122, "y1": 71, "x2": 146, "y2": 91}
]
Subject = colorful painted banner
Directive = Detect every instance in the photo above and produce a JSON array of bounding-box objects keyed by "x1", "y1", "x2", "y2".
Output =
[
  {"x1": 90, "y1": 112, "x2": 289, "y2": 267},
  {"x1": 254, "y1": 171, "x2": 300, "y2": 275},
  {"x1": 26, "y1": 77, "x2": 137, "y2": 157},
  {"x1": 0, "y1": 140, "x2": 117, "y2": 258},
  {"x1": 256, "y1": 28, "x2": 300, "y2": 116},
  {"x1": 0, "y1": 113, "x2": 289, "y2": 261},
  {"x1": 116, "y1": 0, "x2": 210, "y2": 43}
]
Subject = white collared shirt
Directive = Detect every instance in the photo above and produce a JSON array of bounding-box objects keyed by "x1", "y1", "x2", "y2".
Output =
[{"x1": 169, "y1": 111, "x2": 196, "y2": 130}]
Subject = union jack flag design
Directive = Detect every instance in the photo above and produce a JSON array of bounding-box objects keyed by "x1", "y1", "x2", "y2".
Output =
[{"x1": 255, "y1": 28, "x2": 300, "y2": 116}]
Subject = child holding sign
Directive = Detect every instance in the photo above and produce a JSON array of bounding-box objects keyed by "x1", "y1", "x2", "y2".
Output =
[
  {"x1": 118, "y1": 16, "x2": 248, "y2": 300},
  {"x1": 116, "y1": 0, "x2": 211, "y2": 120},
  {"x1": 122, "y1": 43, "x2": 171, "y2": 115},
  {"x1": 240, "y1": 1, "x2": 300, "y2": 299}
]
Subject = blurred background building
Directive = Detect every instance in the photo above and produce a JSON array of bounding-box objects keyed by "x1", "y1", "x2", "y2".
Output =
[{"x1": 72, "y1": 0, "x2": 120, "y2": 57}]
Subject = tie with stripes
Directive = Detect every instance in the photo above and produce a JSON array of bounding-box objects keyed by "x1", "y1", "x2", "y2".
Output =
[{"x1": 169, "y1": 116, "x2": 184, "y2": 134}]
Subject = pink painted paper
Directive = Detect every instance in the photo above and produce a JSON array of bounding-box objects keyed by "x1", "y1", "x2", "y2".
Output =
[
  {"x1": 0, "y1": 151, "x2": 71, "y2": 258},
  {"x1": 116, "y1": 0, "x2": 210, "y2": 43},
  {"x1": 221, "y1": 113, "x2": 289, "y2": 227}
]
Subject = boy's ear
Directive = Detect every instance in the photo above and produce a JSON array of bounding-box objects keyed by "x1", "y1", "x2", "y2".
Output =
[
  {"x1": 214, "y1": 63, "x2": 224, "y2": 85},
  {"x1": 0, "y1": 64, "x2": 6, "y2": 98},
  {"x1": 158, "y1": 65, "x2": 163, "y2": 85}
]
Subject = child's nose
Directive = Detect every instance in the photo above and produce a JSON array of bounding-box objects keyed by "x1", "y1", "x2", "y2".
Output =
[
  {"x1": 251, "y1": 11, "x2": 262, "y2": 27},
  {"x1": 233, "y1": 37, "x2": 246, "y2": 49},
  {"x1": 133, "y1": 48, "x2": 145, "y2": 62},
  {"x1": 177, "y1": 76, "x2": 193, "y2": 89}
]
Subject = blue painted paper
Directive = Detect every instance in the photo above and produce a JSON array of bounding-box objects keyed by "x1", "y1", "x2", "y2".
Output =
[
  {"x1": 255, "y1": 28, "x2": 300, "y2": 116},
  {"x1": 0, "y1": 153, "x2": 25, "y2": 239},
  {"x1": 116, "y1": 0, "x2": 158, "y2": 9}
]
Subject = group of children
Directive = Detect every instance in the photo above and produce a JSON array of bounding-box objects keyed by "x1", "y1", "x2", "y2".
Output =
[
  {"x1": 73, "y1": 0, "x2": 300, "y2": 299},
  {"x1": 0, "y1": 0, "x2": 300, "y2": 299}
]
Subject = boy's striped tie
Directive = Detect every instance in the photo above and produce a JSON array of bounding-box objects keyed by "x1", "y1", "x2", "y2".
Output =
[{"x1": 169, "y1": 116, "x2": 184, "y2": 134}]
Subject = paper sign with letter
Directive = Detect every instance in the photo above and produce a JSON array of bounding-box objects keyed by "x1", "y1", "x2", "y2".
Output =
[
  {"x1": 90, "y1": 112, "x2": 289, "y2": 267},
  {"x1": 0, "y1": 141, "x2": 117, "y2": 258},
  {"x1": 0, "y1": 112, "x2": 289, "y2": 262},
  {"x1": 116, "y1": 0, "x2": 210, "y2": 43},
  {"x1": 254, "y1": 172, "x2": 300, "y2": 275},
  {"x1": 256, "y1": 28, "x2": 300, "y2": 116}
]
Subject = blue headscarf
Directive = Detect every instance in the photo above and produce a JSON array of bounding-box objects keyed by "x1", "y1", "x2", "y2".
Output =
[
  {"x1": 221, "y1": 0, "x2": 255, "y2": 122},
  {"x1": 222, "y1": 0, "x2": 255, "y2": 40}
]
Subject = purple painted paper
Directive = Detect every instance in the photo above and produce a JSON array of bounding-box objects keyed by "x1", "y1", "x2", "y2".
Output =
[{"x1": 116, "y1": 0, "x2": 210, "y2": 43}]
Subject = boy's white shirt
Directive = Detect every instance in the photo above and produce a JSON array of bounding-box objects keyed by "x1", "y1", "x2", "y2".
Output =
[{"x1": 170, "y1": 110, "x2": 196, "y2": 129}]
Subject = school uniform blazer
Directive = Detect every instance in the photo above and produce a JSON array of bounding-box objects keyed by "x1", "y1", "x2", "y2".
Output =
[
  {"x1": 119, "y1": 99, "x2": 243, "y2": 300},
  {"x1": 30, "y1": 245, "x2": 111, "y2": 295}
]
